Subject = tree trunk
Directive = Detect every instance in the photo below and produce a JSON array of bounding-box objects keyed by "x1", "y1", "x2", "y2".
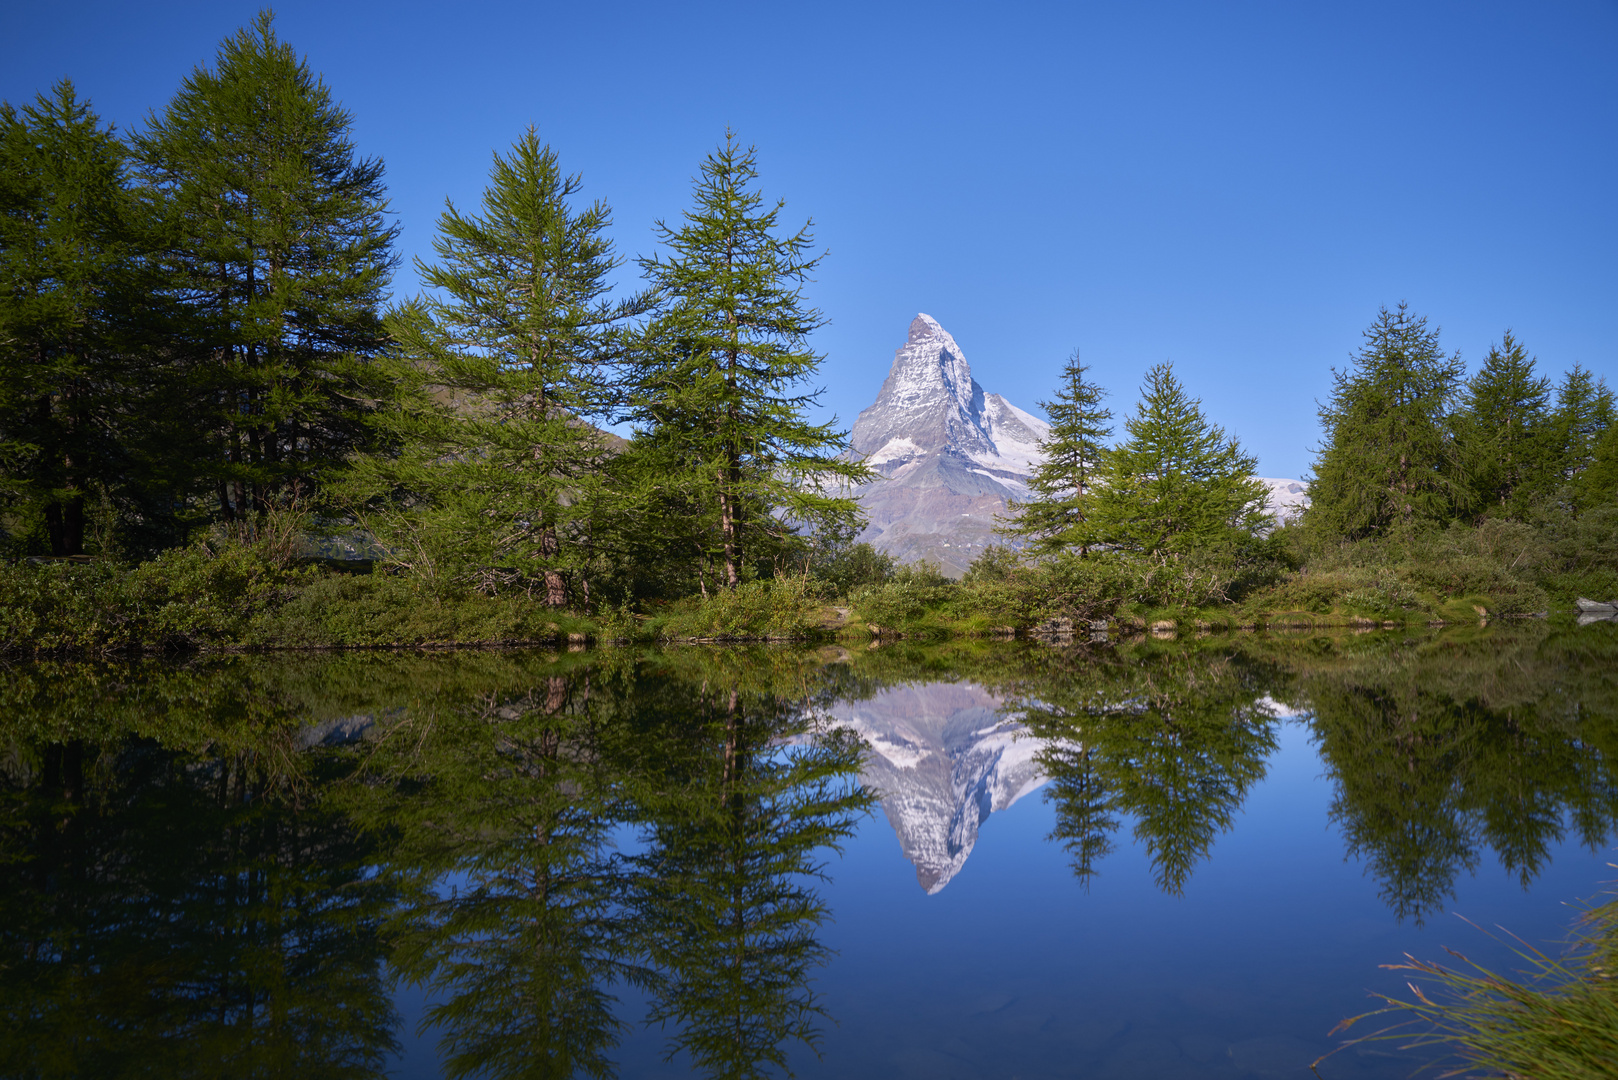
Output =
[
  {"x1": 44, "y1": 496, "x2": 85, "y2": 558},
  {"x1": 720, "y1": 441, "x2": 743, "y2": 588},
  {"x1": 541, "y1": 526, "x2": 566, "y2": 607}
]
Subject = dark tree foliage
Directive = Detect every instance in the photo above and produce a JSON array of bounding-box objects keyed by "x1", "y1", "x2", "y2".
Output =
[
  {"x1": 130, "y1": 12, "x2": 397, "y2": 523},
  {"x1": 340, "y1": 129, "x2": 638, "y2": 605},
  {"x1": 0, "y1": 82, "x2": 151, "y2": 556},
  {"x1": 1001, "y1": 348, "x2": 1113, "y2": 556},
  {"x1": 1578, "y1": 422, "x2": 1618, "y2": 510},
  {"x1": 1087, "y1": 362, "x2": 1270, "y2": 559},
  {"x1": 1548, "y1": 363, "x2": 1616, "y2": 511},
  {"x1": 1308, "y1": 303, "x2": 1468, "y2": 538},
  {"x1": 0, "y1": 737, "x2": 400, "y2": 1078}
]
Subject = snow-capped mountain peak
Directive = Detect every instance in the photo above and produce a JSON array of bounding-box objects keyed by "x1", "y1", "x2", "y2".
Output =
[{"x1": 849, "y1": 314, "x2": 1053, "y2": 575}]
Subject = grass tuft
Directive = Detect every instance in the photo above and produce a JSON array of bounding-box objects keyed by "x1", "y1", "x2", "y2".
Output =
[{"x1": 1321, "y1": 883, "x2": 1618, "y2": 1079}]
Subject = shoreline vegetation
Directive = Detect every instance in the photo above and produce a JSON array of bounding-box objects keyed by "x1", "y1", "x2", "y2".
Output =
[
  {"x1": 3, "y1": 14, "x2": 1615, "y2": 657},
  {"x1": 1, "y1": 505, "x2": 1613, "y2": 657}
]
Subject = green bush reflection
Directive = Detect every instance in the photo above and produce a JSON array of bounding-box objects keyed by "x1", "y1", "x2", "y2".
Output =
[
  {"x1": 0, "y1": 625, "x2": 1614, "y2": 1075},
  {"x1": 0, "y1": 650, "x2": 871, "y2": 1079}
]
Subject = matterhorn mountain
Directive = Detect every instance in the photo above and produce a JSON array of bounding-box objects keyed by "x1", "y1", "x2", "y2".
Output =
[
  {"x1": 849, "y1": 314, "x2": 1310, "y2": 573},
  {"x1": 823, "y1": 681, "x2": 1045, "y2": 893},
  {"x1": 850, "y1": 314, "x2": 1051, "y2": 576}
]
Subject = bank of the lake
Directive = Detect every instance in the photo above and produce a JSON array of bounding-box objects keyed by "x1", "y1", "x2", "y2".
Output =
[{"x1": 4, "y1": 546, "x2": 1612, "y2": 659}]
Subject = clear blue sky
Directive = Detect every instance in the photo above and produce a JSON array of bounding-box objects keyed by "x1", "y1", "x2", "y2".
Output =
[{"x1": 6, "y1": 1, "x2": 1615, "y2": 479}]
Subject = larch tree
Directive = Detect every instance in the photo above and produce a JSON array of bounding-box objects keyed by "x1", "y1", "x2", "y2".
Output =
[
  {"x1": 1087, "y1": 362, "x2": 1270, "y2": 559},
  {"x1": 340, "y1": 129, "x2": 638, "y2": 605},
  {"x1": 630, "y1": 132, "x2": 867, "y2": 591},
  {"x1": 131, "y1": 11, "x2": 397, "y2": 523},
  {"x1": 1576, "y1": 422, "x2": 1618, "y2": 510},
  {"x1": 1306, "y1": 303, "x2": 1467, "y2": 538},
  {"x1": 1001, "y1": 348, "x2": 1113, "y2": 557},
  {"x1": 1455, "y1": 331, "x2": 1552, "y2": 518},
  {"x1": 1547, "y1": 363, "x2": 1614, "y2": 508},
  {"x1": 0, "y1": 82, "x2": 142, "y2": 556}
]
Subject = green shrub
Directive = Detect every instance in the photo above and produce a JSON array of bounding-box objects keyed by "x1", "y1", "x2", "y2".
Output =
[
  {"x1": 0, "y1": 539, "x2": 596, "y2": 655},
  {"x1": 811, "y1": 541, "x2": 896, "y2": 595},
  {"x1": 654, "y1": 577, "x2": 824, "y2": 639},
  {"x1": 0, "y1": 542, "x2": 304, "y2": 654},
  {"x1": 961, "y1": 545, "x2": 1022, "y2": 585},
  {"x1": 849, "y1": 577, "x2": 960, "y2": 633}
]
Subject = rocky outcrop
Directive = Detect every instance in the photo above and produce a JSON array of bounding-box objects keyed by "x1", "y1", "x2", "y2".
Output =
[{"x1": 823, "y1": 681, "x2": 1045, "y2": 893}]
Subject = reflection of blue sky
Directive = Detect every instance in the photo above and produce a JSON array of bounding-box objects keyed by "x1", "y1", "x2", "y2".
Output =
[
  {"x1": 379, "y1": 709, "x2": 1614, "y2": 1078},
  {"x1": 604, "y1": 716, "x2": 1612, "y2": 1079}
]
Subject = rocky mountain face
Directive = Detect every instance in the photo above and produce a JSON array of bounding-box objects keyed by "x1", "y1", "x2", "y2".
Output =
[
  {"x1": 850, "y1": 314, "x2": 1051, "y2": 577},
  {"x1": 849, "y1": 314, "x2": 1311, "y2": 573},
  {"x1": 823, "y1": 681, "x2": 1044, "y2": 893}
]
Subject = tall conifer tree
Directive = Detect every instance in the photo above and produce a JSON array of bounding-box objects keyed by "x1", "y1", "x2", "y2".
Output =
[
  {"x1": 340, "y1": 130, "x2": 636, "y2": 604},
  {"x1": 1002, "y1": 349, "x2": 1113, "y2": 556},
  {"x1": 1455, "y1": 331, "x2": 1551, "y2": 518},
  {"x1": 132, "y1": 12, "x2": 397, "y2": 522},
  {"x1": 1087, "y1": 362, "x2": 1269, "y2": 558},
  {"x1": 1577, "y1": 423, "x2": 1618, "y2": 510},
  {"x1": 1547, "y1": 363, "x2": 1614, "y2": 503},
  {"x1": 0, "y1": 82, "x2": 141, "y2": 556},
  {"x1": 630, "y1": 133, "x2": 866, "y2": 590},
  {"x1": 1307, "y1": 303, "x2": 1466, "y2": 538}
]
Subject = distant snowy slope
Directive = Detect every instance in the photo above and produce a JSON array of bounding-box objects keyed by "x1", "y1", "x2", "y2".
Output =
[{"x1": 1257, "y1": 477, "x2": 1311, "y2": 523}]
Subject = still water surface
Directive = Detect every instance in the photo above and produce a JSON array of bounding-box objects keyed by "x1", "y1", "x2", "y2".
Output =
[{"x1": 4, "y1": 625, "x2": 1615, "y2": 1078}]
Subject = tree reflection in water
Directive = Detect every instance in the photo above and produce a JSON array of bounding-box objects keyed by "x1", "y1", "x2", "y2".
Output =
[
  {"x1": 344, "y1": 672, "x2": 641, "y2": 1080},
  {"x1": 1000, "y1": 627, "x2": 1618, "y2": 922},
  {"x1": 1, "y1": 626, "x2": 1615, "y2": 1076},
  {"x1": 341, "y1": 648, "x2": 872, "y2": 1080},
  {"x1": 0, "y1": 651, "x2": 872, "y2": 1079},
  {"x1": 1294, "y1": 628, "x2": 1618, "y2": 923},
  {"x1": 0, "y1": 728, "x2": 398, "y2": 1078},
  {"x1": 1008, "y1": 644, "x2": 1281, "y2": 895},
  {"x1": 618, "y1": 660, "x2": 871, "y2": 1079}
]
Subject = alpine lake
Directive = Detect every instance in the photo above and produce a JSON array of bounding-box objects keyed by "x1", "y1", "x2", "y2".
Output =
[{"x1": 5, "y1": 620, "x2": 1617, "y2": 1079}]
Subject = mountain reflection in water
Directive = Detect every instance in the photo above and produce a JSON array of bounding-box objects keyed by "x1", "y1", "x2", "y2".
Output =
[
  {"x1": 0, "y1": 624, "x2": 1614, "y2": 1078},
  {"x1": 826, "y1": 682, "x2": 1044, "y2": 893}
]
